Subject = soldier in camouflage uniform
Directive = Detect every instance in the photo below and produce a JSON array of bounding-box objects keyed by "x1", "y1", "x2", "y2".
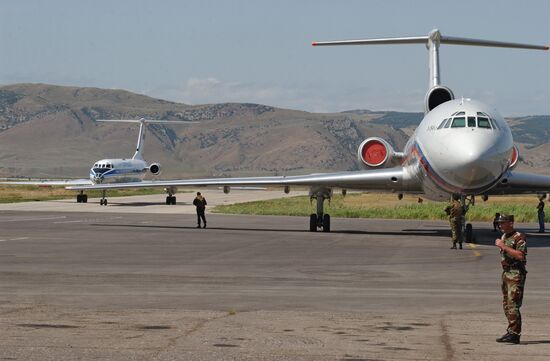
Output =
[
  {"x1": 444, "y1": 193, "x2": 464, "y2": 249},
  {"x1": 495, "y1": 214, "x2": 527, "y2": 344}
]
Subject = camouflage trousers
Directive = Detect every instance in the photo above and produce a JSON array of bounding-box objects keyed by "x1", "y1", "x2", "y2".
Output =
[
  {"x1": 450, "y1": 218, "x2": 462, "y2": 245},
  {"x1": 501, "y1": 270, "x2": 526, "y2": 335}
]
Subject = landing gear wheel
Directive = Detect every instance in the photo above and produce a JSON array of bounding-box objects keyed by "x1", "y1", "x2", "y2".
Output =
[
  {"x1": 100, "y1": 199, "x2": 104, "y2": 206},
  {"x1": 100, "y1": 199, "x2": 107, "y2": 206},
  {"x1": 309, "y1": 214, "x2": 317, "y2": 232},
  {"x1": 322, "y1": 214, "x2": 331, "y2": 232},
  {"x1": 166, "y1": 196, "x2": 171, "y2": 205},
  {"x1": 171, "y1": 196, "x2": 176, "y2": 205},
  {"x1": 465, "y1": 223, "x2": 473, "y2": 243},
  {"x1": 82, "y1": 195, "x2": 88, "y2": 203},
  {"x1": 77, "y1": 194, "x2": 82, "y2": 203}
]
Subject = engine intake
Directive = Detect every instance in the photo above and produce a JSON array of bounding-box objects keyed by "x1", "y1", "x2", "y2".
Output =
[
  {"x1": 425, "y1": 86, "x2": 454, "y2": 113},
  {"x1": 358, "y1": 137, "x2": 402, "y2": 168},
  {"x1": 149, "y1": 163, "x2": 162, "y2": 175}
]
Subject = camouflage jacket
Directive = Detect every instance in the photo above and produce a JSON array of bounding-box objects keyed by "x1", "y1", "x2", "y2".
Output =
[
  {"x1": 444, "y1": 200, "x2": 464, "y2": 220},
  {"x1": 500, "y1": 231, "x2": 527, "y2": 270}
]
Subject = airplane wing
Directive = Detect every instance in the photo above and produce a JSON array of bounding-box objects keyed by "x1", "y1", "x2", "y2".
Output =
[
  {"x1": 0, "y1": 179, "x2": 93, "y2": 186},
  {"x1": 490, "y1": 171, "x2": 550, "y2": 195},
  {"x1": 65, "y1": 167, "x2": 422, "y2": 193}
]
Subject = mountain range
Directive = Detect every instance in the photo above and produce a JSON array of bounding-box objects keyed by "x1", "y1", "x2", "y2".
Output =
[{"x1": 0, "y1": 83, "x2": 548, "y2": 179}]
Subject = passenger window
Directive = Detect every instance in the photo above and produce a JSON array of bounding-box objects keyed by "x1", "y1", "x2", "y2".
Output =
[
  {"x1": 444, "y1": 118, "x2": 452, "y2": 128},
  {"x1": 467, "y1": 117, "x2": 476, "y2": 127},
  {"x1": 437, "y1": 118, "x2": 448, "y2": 129},
  {"x1": 451, "y1": 117, "x2": 466, "y2": 128},
  {"x1": 478, "y1": 117, "x2": 491, "y2": 129}
]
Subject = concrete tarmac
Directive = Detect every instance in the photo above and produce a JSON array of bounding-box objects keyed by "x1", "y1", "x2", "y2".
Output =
[{"x1": 1, "y1": 197, "x2": 550, "y2": 360}]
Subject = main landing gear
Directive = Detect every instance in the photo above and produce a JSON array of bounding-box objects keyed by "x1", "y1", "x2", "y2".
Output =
[
  {"x1": 309, "y1": 188, "x2": 332, "y2": 232},
  {"x1": 76, "y1": 191, "x2": 88, "y2": 203},
  {"x1": 165, "y1": 187, "x2": 177, "y2": 205}
]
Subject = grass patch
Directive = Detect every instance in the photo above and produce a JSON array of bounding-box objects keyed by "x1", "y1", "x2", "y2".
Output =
[
  {"x1": 213, "y1": 193, "x2": 547, "y2": 222},
  {"x1": 0, "y1": 185, "x2": 167, "y2": 203}
]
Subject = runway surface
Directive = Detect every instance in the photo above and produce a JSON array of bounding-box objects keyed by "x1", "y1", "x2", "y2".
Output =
[{"x1": 1, "y1": 197, "x2": 550, "y2": 360}]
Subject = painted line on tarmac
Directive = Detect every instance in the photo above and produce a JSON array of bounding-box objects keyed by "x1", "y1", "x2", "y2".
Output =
[
  {"x1": 0, "y1": 216, "x2": 67, "y2": 223},
  {"x1": 467, "y1": 243, "x2": 481, "y2": 257},
  {"x1": 54, "y1": 216, "x2": 123, "y2": 224},
  {"x1": 0, "y1": 237, "x2": 29, "y2": 243}
]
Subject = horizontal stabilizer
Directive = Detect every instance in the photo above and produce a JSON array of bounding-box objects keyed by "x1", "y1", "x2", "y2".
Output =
[
  {"x1": 96, "y1": 118, "x2": 198, "y2": 124},
  {"x1": 313, "y1": 31, "x2": 548, "y2": 51}
]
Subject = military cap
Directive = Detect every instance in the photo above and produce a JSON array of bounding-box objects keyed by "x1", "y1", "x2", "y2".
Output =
[{"x1": 496, "y1": 214, "x2": 514, "y2": 223}]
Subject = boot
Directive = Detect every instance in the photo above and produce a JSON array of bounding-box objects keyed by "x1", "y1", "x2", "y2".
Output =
[
  {"x1": 203, "y1": 222, "x2": 207, "y2": 228},
  {"x1": 450, "y1": 244, "x2": 457, "y2": 249},
  {"x1": 459, "y1": 243, "x2": 463, "y2": 249},
  {"x1": 496, "y1": 333, "x2": 520, "y2": 344},
  {"x1": 197, "y1": 224, "x2": 201, "y2": 228}
]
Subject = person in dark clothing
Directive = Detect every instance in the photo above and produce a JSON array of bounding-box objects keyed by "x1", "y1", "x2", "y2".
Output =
[
  {"x1": 536, "y1": 198, "x2": 545, "y2": 233},
  {"x1": 493, "y1": 212, "x2": 501, "y2": 232},
  {"x1": 193, "y1": 192, "x2": 207, "y2": 228}
]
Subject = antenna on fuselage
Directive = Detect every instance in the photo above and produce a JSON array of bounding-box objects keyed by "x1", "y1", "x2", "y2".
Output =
[
  {"x1": 312, "y1": 29, "x2": 548, "y2": 112},
  {"x1": 95, "y1": 118, "x2": 197, "y2": 160}
]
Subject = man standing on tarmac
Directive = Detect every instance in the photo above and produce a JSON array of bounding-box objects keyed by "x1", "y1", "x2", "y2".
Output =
[
  {"x1": 444, "y1": 193, "x2": 464, "y2": 249},
  {"x1": 193, "y1": 192, "x2": 207, "y2": 228},
  {"x1": 495, "y1": 214, "x2": 527, "y2": 345},
  {"x1": 536, "y1": 197, "x2": 545, "y2": 233}
]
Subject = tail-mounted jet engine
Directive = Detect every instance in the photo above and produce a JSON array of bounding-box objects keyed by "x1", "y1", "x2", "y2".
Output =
[
  {"x1": 425, "y1": 85, "x2": 454, "y2": 113},
  {"x1": 509, "y1": 145, "x2": 519, "y2": 170},
  {"x1": 357, "y1": 137, "x2": 403, "y2": 168},
  {"x1": 149, "y1": 163, "x2": 162, "y2": 175}
]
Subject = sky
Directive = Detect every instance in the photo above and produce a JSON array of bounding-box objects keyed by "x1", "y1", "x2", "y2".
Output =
[{"x1": 1, "y1": 0, "x2": 549, "y2": 116}]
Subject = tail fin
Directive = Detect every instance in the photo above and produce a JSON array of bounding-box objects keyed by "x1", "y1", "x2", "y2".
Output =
[{"x1": 95, "y1": 118, "x2": 196, "y2": 160}]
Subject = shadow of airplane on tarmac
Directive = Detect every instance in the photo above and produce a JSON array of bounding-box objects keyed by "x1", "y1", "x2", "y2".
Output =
[{"x1": 92, "y1": 223, "x2": 452, "y2": 237}]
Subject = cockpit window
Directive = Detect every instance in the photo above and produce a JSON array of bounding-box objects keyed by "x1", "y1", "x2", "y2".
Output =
[
  {"x1": 467, "y1": 117, "x2": 476, "y2": 127},
  {"x1": 455, "y1": 111, "x2": 465, "y2": 116},
  {"x1": 489, "y1": 118, "x2": 499, "y2": 130},
  {"x1": 478, "y1": 117, "x2": 491, "y2": 129},
  {"x1": 443, "y1": 118, "x2": 452, "y2": 128},
  {"x1": 451, "y1": 117, "x2": 466, "y2": 128},
  {"x1": 437, "y1": 118, "x2": 448, "y2": 129}
]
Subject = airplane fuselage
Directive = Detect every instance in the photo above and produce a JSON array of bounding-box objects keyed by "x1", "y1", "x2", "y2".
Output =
[
  {"x1": 90, "y1": 158, "x2": 148, "y2": 184},
  {"x1": 402, "y1": 98, "x2": 513, "y2": 200}
]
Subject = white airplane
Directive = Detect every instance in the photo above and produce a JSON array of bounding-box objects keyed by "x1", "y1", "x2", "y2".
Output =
[
  {"x1": 2, "y1": 118, "x2": 188, "y2": 205},
  {"x1": 67, "y1": 29, "x2": 550, "y2": 237}
]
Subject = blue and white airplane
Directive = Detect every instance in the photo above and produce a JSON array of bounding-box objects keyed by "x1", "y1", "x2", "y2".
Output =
[
  {"x1": 68, "y1": 30, "x2": 550, "y2": 238},
  {"x1": 3, "y1": 118, "x2": 186, "y2": 205}
]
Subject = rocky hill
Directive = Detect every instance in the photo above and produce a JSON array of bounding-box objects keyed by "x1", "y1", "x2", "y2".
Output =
[
  {"x1": 0, "y1": 84, "x2": 408, "y2": 178},
  {"x1": 0, "y1": 84, "x2": 548, "y2": 179}
]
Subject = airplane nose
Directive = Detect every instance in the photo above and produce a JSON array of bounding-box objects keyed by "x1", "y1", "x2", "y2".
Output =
[{"x1": 440, "y1": 132, "x2": 507, "y2": 189}]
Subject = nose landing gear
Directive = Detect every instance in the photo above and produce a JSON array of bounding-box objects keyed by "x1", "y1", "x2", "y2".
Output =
[
  {"x1": 461, "y1": 194, "x2": 475, "y2": 243},
  {"x1": 99, "y1": 190, "x2": 108, "y2": 206}
]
